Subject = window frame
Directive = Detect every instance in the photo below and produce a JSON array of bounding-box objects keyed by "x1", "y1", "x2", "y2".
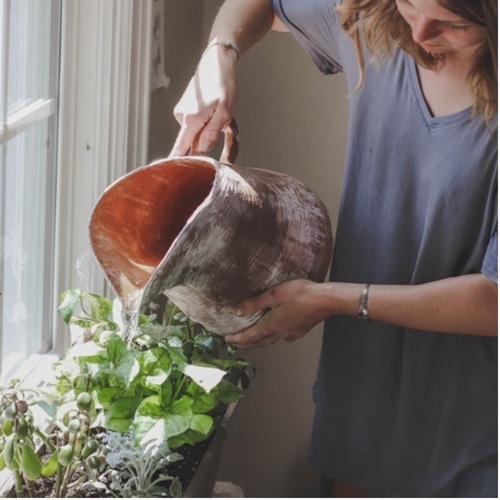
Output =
[
  {"x1": 0, "y1": 0, "x2": 152, "y2": 377},
  {"x1": 0, "y1": 0, "x2": 152, "y2": 491}
]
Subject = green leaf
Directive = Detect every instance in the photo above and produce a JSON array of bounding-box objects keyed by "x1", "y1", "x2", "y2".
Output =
[
  {"x1": 96, "y1": 387, "x2": 122, "y2": 407},
  {"x1": 106, "y1": 334, "x2": 140, "y2": 387},
  {"x1": 167, "y1": 335, "x2": 184, "y2": 348},
  {"x1": 136, "y1": 395, "x2": 163, "y2": 418},
  {"x1": 173, "y1": 312, "x2": 188, "y2": 323},
  {"x1": 187, "y1": 382, "x2": 219, "y2": 413},
  {"x1": 21, "y1": 444, "x2": 43, "y2": 481},
  {"x1": 194, "y1": 333, "x2": 219, "y2": 355},
  {"x1": 104, "y1": 397, "x2": 141, "y2": 432},
  {"x1": 71, "y1": 342, "x2": 107, "y2": 362},
  {"x1": 83, "y1": 293, "x2": 113, "y2": 322},
  {"x1": 213, "y1": 380, "x2": 244, "y2": 404},
  {"x1": 169, "y1": 395, "x2": 193, "y2": 414},
  {"x1": 144, "y1": 374, "x2": 168, "y2": 391},
  {"x1": 137, "y1": 347, "x2": 172, "y2": 378},
  {"x1": 160, "y1": 380, "x2": 173, "y2": 407},
  {"x1": 41, "y1": 451, "x2": 58, "y2": 477},
  {"x1": 163, "y1": 411, "x2": 192, "y2": 437},
  {"x1": 139, "y1": 324, "x2": 169, "y2": 339},
  {"x1": 106, "y1": 333, "x2": 128, "y2": 366},
  {"x1": 57, "y1": 289, "x2": 81, "y2": 323},
  {"x1": 166, "y1": 345, "x2": 188, "y2": 370},
  {"x1": 168, "y1": 428, "x2": 208, "y2": 448},
  {"x1": 189, "y1": 414, "x2": 213, "y2": 436},
  {"x1": 169, "y1": 478, "x2": 183, "y2": 498},
  {"x1": 134, "y1": 400, "x2": 193, "y2": 446}
]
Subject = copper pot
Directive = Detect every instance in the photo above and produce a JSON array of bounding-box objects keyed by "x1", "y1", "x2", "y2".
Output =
[{"x1": 89, "y1": 121, "x2": 333, "y2": 335}]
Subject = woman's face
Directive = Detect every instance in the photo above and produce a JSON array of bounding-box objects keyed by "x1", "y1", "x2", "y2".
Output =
[{"x1": 395, "y1": 0, "x2": 487, "y2": 57}]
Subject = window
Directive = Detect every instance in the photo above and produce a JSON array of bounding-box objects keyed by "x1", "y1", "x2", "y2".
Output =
[
  {"x1": 0, "y1": 0, "x2": 61, "y2": 379},
  {"x1": 0, "y1": 0, "x2": 152, "y2": 382}
]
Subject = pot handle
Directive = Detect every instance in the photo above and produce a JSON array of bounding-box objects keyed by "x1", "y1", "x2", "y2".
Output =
[{"x1": 191, "y1": 118, "x2": 239, "y2": 165}]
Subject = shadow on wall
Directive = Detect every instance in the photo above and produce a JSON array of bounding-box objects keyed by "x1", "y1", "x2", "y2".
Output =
[
  {"x1": 148, "y1": 0, "x2": 205, "y2": 161},
  {"x1": 148, "y1": 0, "x2": 349, "y2": 497}
]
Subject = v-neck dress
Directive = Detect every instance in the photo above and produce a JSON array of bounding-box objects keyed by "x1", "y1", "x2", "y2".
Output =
[{"x1": 272, "y1": 0, "x2": 497, "y2": 497}]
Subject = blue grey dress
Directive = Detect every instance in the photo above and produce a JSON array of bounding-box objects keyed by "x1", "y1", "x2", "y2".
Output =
[{"x1": 272, "y1": 0, "x2": 497, "y2": 496}]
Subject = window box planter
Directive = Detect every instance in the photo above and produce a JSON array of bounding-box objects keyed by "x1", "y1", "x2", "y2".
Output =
[
  {"x1": 1, "y1": 402, "x2": 237, "y2": 498},
  {"x1": 0, "y1": 291, "x2": 252, "y2": 498}
]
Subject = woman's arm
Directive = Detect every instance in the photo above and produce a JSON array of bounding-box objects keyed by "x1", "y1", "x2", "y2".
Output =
[
  {"x1": 225, "y1": 274, "x2": 498, "y2": 348},
  {"x1": 171, "y1": 0, "x2": 285, "y2": 157}
]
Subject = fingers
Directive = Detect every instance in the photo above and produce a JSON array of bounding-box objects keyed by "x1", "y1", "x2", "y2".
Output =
[
  {"x1": 226, "y1": 329, "x2": 255, "y2": 347},
  {"x1": 236, "y1": 280, "x2": 308, "y2": 316},
  {"x1": 170, "y1": 107, "x2": 233, "y2": 158},
  {"x1": 195, "y1": 107, "x2": 233, "y2": 154},
  {"x1": 169, "y1": 119, "x2": 200, "y2": 157},
  {"x1": 226, "y1": 312, "x2": 281, "y2": 349},
  {"x1": 237, "y1": 290, "x2": 276, "y2": 318},
  {"x1": 226, "y1": 331, "x2": 277, "y2": 350}
]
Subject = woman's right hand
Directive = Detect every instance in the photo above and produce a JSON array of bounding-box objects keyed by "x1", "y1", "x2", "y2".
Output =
[{"x1": 170, "y1": 43, "x2": 239, "y2": 157}]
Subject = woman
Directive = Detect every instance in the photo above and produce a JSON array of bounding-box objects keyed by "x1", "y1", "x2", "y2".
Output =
[{"x1": 172, "y1": 0, "x2": 497, "y2": 496}]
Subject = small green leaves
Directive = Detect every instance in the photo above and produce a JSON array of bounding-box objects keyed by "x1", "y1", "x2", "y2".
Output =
[
  {"x1": 106, "y1": 334, "x2": 140, "y2": 388},
  {"x1": 41, "y1": 451, "x2": 58, "y2": 477},
  {"x1": 3, "y1": 435, "x2": 17, "y2": 468},
  {"x1": 104, "y1": 397, "x2": 141, "y2": 433},
  {"x1": 58, "y1": 289, "x2": 82, "y2": 324},
  {"x1": 58, "y1": 289, "x2": 115, "y2": 326},
  {"x1": 58, "y1": 444, "x2": 74, "y2": 467},
  {"x1": 20, "y1": 443, "x2": 43, "y2": 481}
]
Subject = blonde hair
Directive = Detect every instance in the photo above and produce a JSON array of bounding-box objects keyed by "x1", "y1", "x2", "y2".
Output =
[{"x1": 337, "y1": 0, "x2": 497, "y2": 121}]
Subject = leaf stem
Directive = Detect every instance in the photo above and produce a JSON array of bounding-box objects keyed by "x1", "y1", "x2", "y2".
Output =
[
  {"x1": 172, "y1": 375, "x2": 189, "y2": 402},
  {"x1": 25, "y1": 478, "x2": 36, "y2": 498},
  {"x1": 59, "y1": 463, "x2": 77, "y2": 498},
  {"x1": 33, "y1": 427, "x2": 56, "y2": 453}
]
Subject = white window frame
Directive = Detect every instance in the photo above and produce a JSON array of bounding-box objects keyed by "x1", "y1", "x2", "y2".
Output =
[
  {"x1": 52, "y1": 0, "x2": 153, "y2": 354},
  {"x1": 0, "y1": 0, "x2": 153, "y2": 491}
]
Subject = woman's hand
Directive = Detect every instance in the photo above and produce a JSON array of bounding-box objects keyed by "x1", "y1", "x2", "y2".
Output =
[
  {"x1": 224, "y1": 273, "x2": 498, "y2": 350},
  {"x1": 225, "y1": 280, "x2": 332, "y2": 349},
  {"x1": 170, "y1": 0, "x2": 279, "y2": 156},
  {"x1": 170, "y1": 44, "x2": 239, "y2": 157}
]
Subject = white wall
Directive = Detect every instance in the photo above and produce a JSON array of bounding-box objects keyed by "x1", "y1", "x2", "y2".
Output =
[{"x1": 149, "y1": 1, "x2": 349, "y2": 496}]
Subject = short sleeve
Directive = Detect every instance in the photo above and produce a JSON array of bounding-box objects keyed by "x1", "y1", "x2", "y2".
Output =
[
  {"x1": 481, "y1": 229, "x2": 498, "y2": 283},
  {"x1": 271, "y1": 0, "x2": 344, "y2": 75}
]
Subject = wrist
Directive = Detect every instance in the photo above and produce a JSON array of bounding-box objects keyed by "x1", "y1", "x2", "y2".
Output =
[{"x1": 319, "y1": 282, "x2": 367, "y2": 319}]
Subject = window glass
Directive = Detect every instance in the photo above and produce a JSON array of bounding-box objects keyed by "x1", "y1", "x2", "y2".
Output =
[{"x1": 0, "y1": 0, "x2": 60, "y2": 381}]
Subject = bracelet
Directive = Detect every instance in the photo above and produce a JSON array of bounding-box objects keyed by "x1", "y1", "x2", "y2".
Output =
[
  {"x1": 358, "y1": 284, "x2": 371, "y2": 321},
  {"x1": 204, "y1": 40, "x2": 240, "y2": 62}
]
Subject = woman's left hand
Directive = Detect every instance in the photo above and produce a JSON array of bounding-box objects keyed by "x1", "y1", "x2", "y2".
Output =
[{"x1": 225, "y1": 279, "x2": 330, "y2": 349}]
